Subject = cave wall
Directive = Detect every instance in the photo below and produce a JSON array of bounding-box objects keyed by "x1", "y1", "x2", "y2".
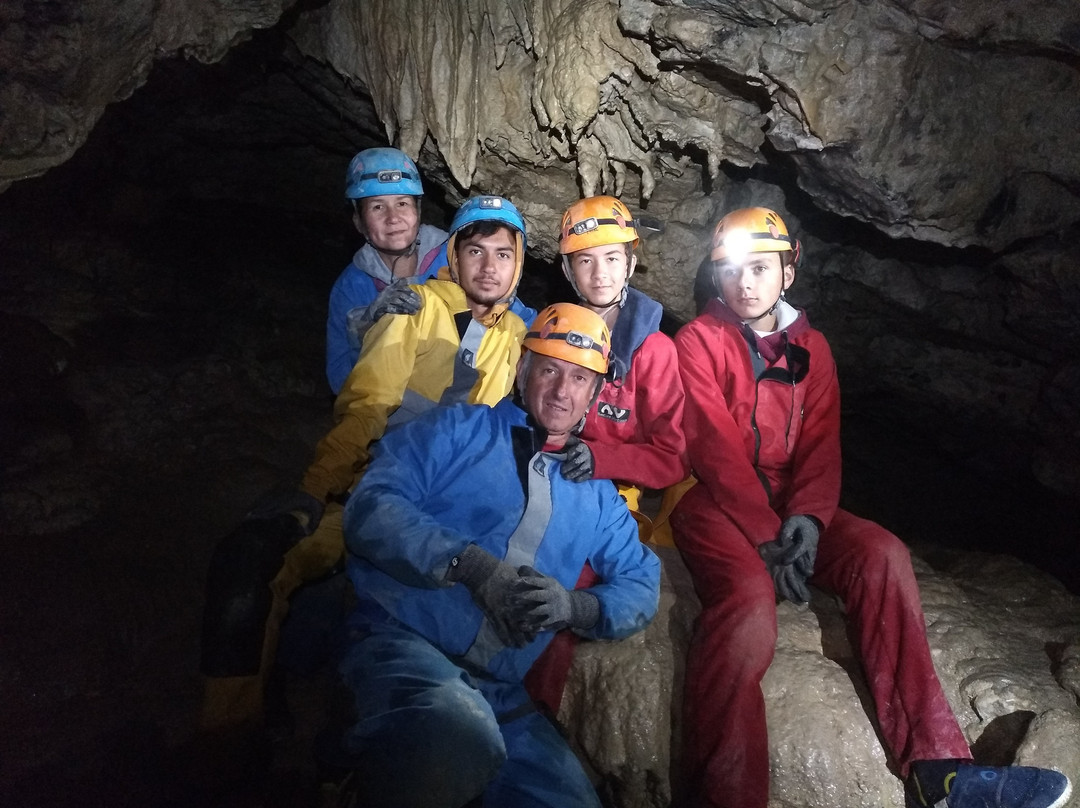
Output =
[
  {"x1": 292, "y1": 0, "x2": 1080, "y2": 248},
  {"x1": 0, "y1": 0, "x2": 301, "y2": 192},
  {"x1": 3, "y1": 0, "x2": 1080, "y2": 497}
]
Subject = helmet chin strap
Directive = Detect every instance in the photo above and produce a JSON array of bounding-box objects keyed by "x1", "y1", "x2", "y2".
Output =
[
  {"x1": 719, "y1": 289, "x2": 786, "y2": 327},
  {"x1": 572, "y1": 375, "x2": 608, "y2": 434},
  {"x1": 383, "y1": 242, "x2": 418, "y2": 258},
  {"x1": 565, "y1": 254, "x2": 632, "y2": 313},
  {"x1": 378, "y1": 237, "x2": 419, "y2": 260},
  {"x1": 582, "y1": 285, "x2": 626, "y2": 313}
]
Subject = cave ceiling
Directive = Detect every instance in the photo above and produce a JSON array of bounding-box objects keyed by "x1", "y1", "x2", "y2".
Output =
[{"x1": 5, "y1": 0, "x2": 1080, "y2": 251}]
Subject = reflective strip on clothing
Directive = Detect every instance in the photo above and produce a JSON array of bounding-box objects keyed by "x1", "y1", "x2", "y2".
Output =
[
  {"x1": 439, "y1": 318, "x2": 487, "y2": 405},
  {"x1": 464, "y1": 452, "x2": 556, "y2": 668},
  {"x1": 387, "y1": 319, "x2": 489, "y2": 429}
]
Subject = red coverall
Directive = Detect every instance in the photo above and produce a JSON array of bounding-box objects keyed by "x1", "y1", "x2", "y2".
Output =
[{"x1": 672, "y1": 298, "x2": 970, "y2": 808}]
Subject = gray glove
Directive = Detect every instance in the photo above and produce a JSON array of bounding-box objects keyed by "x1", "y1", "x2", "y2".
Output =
[
  {"x1": 245, "y1": 487, "x2": 325, "y2": 535},
  {"x1": 758, "y1": 538, "x2": 811, "y2": 604},
  {"x1": 510, "y1": 566, "x2": 600, "y2": 634},
  {"x1": 776, "y1": 515, "x2": 820, "y2": 579},
  {"x1": 560, "y1": 436, "x2": 596, "y2": 483},
  {"x1": 345, "y1": 279, "x2": 422, "y2": 350},
  {"x1": 447, "y1": 544, "x2": 532, "y2": 648}
]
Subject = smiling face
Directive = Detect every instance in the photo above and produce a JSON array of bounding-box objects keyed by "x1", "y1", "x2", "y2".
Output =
[
  {"x1": 713, "y1": 250, "x2": 794, "y2": 331},
  {"x1": 355, "y1": 194, "x2": 420, "y2": 256},
  {"x1": 567, "y1": 244, "x2": 633, "y2": 310},
  {"x1": 519, "y1": 353, "x2": 600, "y2": 448},
  {"x1": 454, "y1": 225, "x2": 517, "y2": 318}
]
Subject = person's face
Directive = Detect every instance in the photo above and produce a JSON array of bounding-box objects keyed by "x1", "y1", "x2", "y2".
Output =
[
  {"x1": 454, "y1": 227, "x2": 517, "y2": 308},
  {"x1": 714, "y1": 251, "x2": 793, "y2": 324},
  {"x1": 568, "y1": 244, "x2": 631, "y2": 307},
  {"x1": 519, "y1": 354, "x2": 599, "y2": 447},
  {"x1": 355, "y1": 195, "x2": 420, "y2": 253}
]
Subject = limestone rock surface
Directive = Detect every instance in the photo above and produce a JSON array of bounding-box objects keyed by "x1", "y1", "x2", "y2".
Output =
[
  {"x1": 0, "y1": 0, "x2": 299, "y2": 192},
  {"x1": 288, "y1": 0, "x2": 1080, "y2": 251},
  {"x1": 8, "y1": 0, "x2": 1080, "y2": 251},
  {"x1": 560, "y1": 546, "x2": 1080, "y2": 808}
]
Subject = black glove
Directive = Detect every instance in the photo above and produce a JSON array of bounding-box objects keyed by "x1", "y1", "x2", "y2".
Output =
[
  {"x1": 345, "y1": 280, "x2": 421, "y2": 349},
  {"x1": 560, "y1": 435, "x2": 596, "y2": 483},
  {"x1": 245, "y1": 486, "x2": 326, "y2": 535},
  {"x1": 776, "y1": 515, "x2": 820, "y2": 579},
  {"x1": 510, "y1": 566, "x2": 600, "y2": 634},
  {"x1": 447, "y1": 544, "x2": 532, "y2": 648},
  {"x1": 758, "y1": 538, "x2": 811, "y2": 604}
]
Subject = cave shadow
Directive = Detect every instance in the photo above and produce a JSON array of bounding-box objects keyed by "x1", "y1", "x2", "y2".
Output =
[
  {"x1": 806, "y1": 589, "x2": 900, "y2": 774},
  {"x1": 809, "y1": 591, "x2": 1053, "y2": 779}
]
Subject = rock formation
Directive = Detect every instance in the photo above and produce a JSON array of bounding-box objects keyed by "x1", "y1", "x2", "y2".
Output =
[
  {"x1": 8, "y1": 0, "x2": 1080, "y2": 248},
  {"x1": 562, "y1": 545, "x2": 1080, "y2": 808},
  {"x1": 0, "y1": 0, "x2": 295, "y2": 192}
]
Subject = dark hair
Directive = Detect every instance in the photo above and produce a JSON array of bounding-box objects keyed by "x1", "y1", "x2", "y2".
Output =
[{"x1": 454, "y1": 220, "x2": 515, "y2": 246}]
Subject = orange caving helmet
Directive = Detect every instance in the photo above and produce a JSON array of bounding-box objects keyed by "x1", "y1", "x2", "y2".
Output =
[
  {"x1": 559, "y1": 196, "x2": 640, "y2": 255},
  {"x1": 523, "y1": 303, "x2": 612, "y2": 376},
  {"x1": 710, "y1": 207, "x2": 798, "y2": 264}
]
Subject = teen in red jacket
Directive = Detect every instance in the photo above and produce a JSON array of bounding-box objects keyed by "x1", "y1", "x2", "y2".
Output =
[
  {"x1": 672, "y1": 207, "x2": 1070, "y2": 808},
  {"x1": 557, "y1": 196, "x2": 687, "y2": 509}
]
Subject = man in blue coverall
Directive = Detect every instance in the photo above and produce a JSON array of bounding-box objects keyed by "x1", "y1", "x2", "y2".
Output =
[{"x1": 336, "y1": 302, "x2": 662, "y2": 808}]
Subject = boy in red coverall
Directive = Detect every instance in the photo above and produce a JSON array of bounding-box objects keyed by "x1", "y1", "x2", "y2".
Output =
[
  {"x1": 553, "y1": 195, "x2": 688, "y2": 531},
  {"x1": 671, "y1": 207, "x2": 1071, "y2": 808}
]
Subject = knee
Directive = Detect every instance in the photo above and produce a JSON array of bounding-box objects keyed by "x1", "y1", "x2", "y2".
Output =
[
  {"x1": 201, "y1": 515, "x2": 303, "y2": 676},
  {"x1": 421, "y1": 683, "x2": 506, "y2": 774},
  {"x1": 696, "y1": 581, "x2": 778, "y2": 663},
  {"x1": 350, "y1": 683, "x2": 505, "y2": 808},
  {"x1": 843, "y1": 522, "x2": 920, "y2": 596},
  {"x1": 697, "y1": 562, "x2": 776, "y2": 617},
  {"x1": 206, "y1": 515, "x2": 303, "y2": 595}
]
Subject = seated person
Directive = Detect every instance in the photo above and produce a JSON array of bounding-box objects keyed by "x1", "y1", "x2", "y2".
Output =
[
  {"x1": 671, "y1": 206, "x2": 1072, "y2": 808},
  {"x1": 554, "y1": 194, "x2": 688, "y2": 528},
  {"x1": 326, "y1": 146, "x2": 447, "y2": 393},
  {"x1": 335, "y1": 302, "x2": 661, "y2": 807},
  {"x1": 199, "y1": 195, "x2": 530, "y2": 739}
]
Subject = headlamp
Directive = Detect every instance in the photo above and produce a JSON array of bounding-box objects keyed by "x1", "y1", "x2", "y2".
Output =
[
  {"x1": 564, "y1": 330, "x2": 595, "y2": 350},
  {"x1": 720, "y1": 229, "x2": 753, "y2": 262},
  {"x1": 571, "y1": 217, "x2": 600, "y2": 236}
]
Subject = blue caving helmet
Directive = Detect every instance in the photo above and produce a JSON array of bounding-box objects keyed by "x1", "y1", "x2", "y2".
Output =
[
  {"x1": 344, "y1": 147, "x2": 424, "y2": 200},
  {"x1": 446, "y1": 195, "x2": 528, "y2": 309},
  {"x1": 448, "y1": 195, "x2": 527, "y2": 250}
]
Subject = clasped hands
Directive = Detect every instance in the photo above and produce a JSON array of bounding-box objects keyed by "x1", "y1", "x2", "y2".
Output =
[
  {"x1": 449, "y1": 544, "x2": 598, "y2": 648},
  {"x1": 757, "y1": 515, "x2": 820, "y2": 605}
]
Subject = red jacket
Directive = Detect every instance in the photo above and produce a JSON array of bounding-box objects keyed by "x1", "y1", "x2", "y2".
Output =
[
  {"x1": 583, "y1": 287, "x2": 689, "y2": 490},
  {"x1": 674, "y1": 298, "x2": 841, "y2": 545}
]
